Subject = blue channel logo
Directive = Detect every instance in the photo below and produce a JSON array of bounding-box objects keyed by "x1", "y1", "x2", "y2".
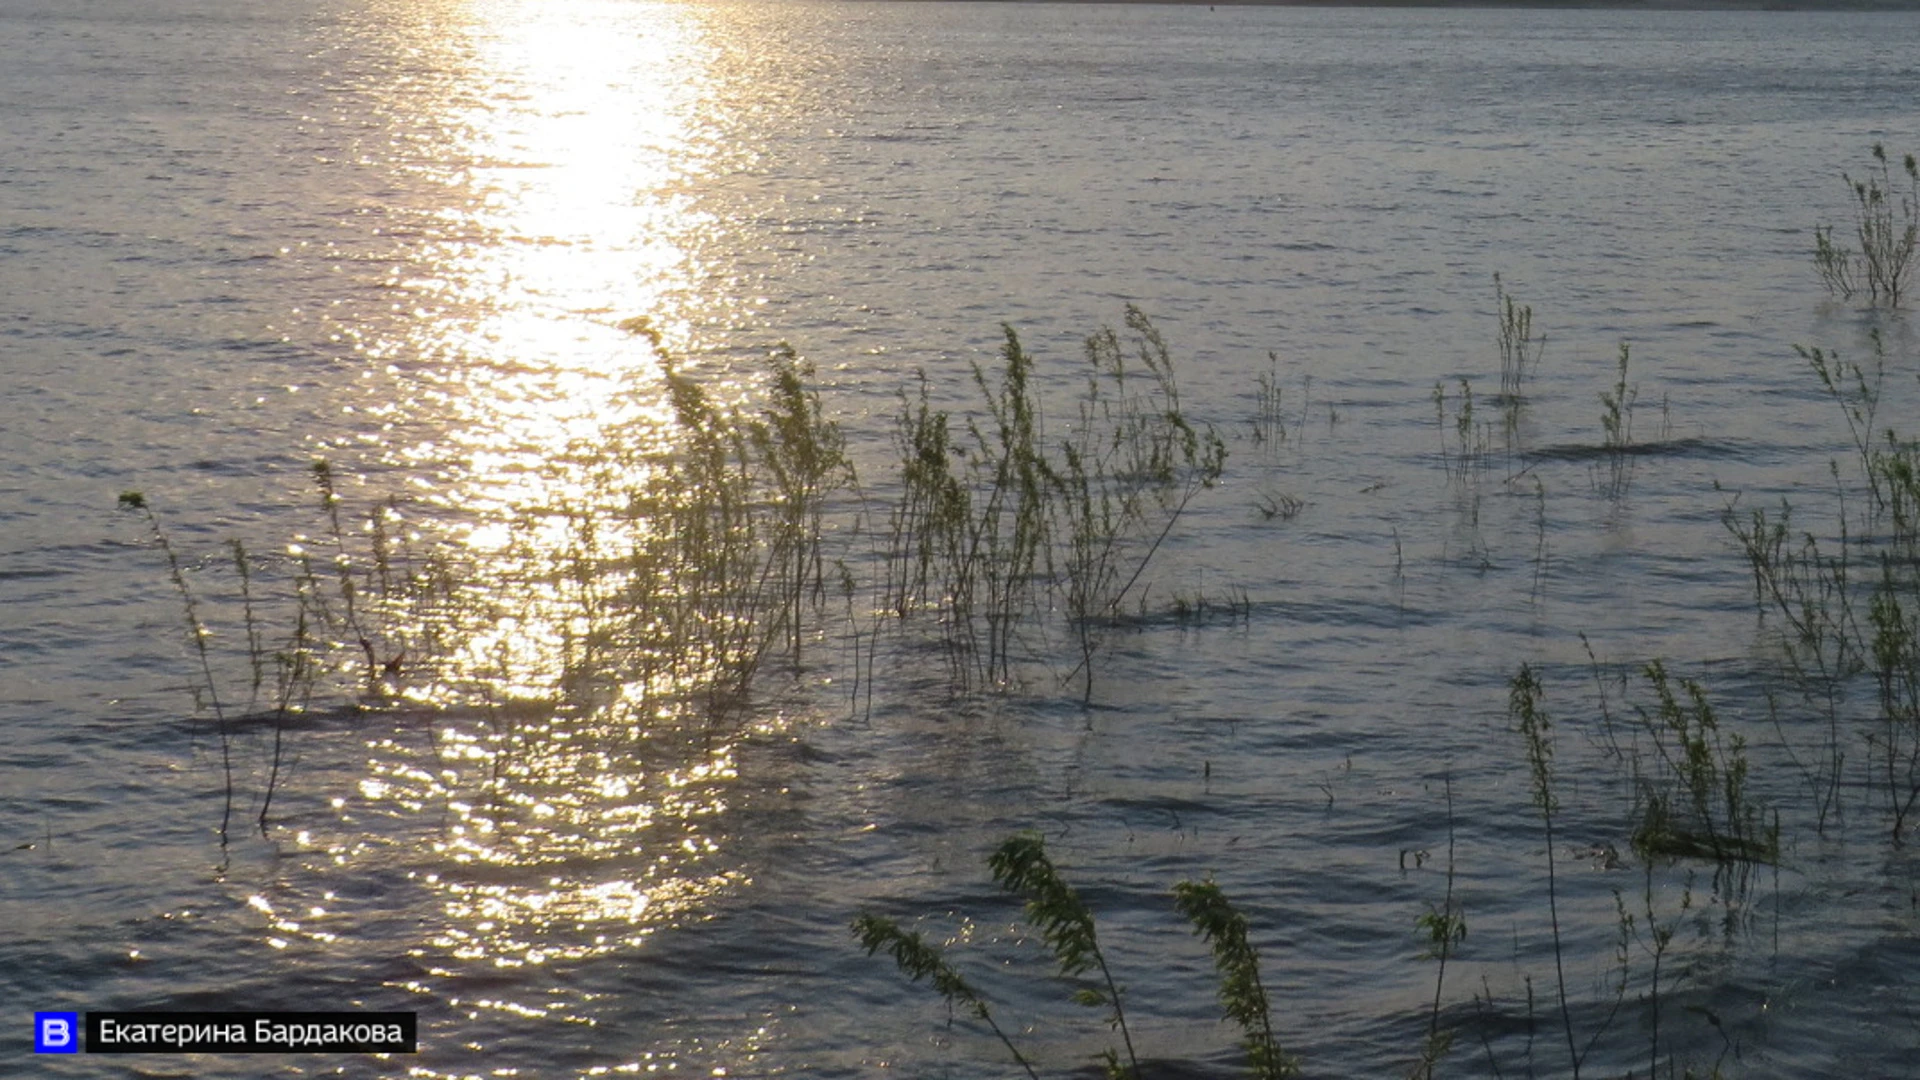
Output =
[{"x1": 35, "y1": 1012, "x2": 80, "y2": 1053}]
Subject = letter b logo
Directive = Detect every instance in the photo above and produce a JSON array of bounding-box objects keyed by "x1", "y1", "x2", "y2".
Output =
[{"x1": 35, "y1": 1012, "x2": 78, "y2": 1053}]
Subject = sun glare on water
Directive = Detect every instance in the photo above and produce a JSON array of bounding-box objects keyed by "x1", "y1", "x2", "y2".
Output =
[{"x1": 288, "y1": 2, "x2": 772, "y2": 1056}]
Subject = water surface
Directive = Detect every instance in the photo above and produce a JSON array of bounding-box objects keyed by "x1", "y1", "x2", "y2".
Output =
[{"x1": 4, "y1": 2, "x2": 1920, "y2": 1076}]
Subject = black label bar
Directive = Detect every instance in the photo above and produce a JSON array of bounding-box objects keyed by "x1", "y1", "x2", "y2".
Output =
[{"x1": 84, "y1": 1011, "x2": 417, "y2": 1054}]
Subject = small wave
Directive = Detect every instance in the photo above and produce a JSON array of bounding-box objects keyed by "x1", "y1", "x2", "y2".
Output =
[{"x1": 1525, "y1": 436, "x2": 1753, "y2": 462}]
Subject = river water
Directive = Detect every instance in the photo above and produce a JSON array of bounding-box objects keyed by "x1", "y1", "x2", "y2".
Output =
[{"x1": 5, "y1": 0, "x2": 1920, "y2": 1076}]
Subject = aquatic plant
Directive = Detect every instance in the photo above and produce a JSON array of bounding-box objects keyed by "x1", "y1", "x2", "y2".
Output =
[
  {"x1": 120, "y1": 490, "x2": 236, "y2": 846},
  {"x1": 882, "y1": 307, "x2": 1225, "y2": 699},
  {"x1": 1495, "y1": 273, "x2": 1544, "y2": 405},
  {"x1": 1254, "y1": 490, "x2": 1303, "y2": 522},
  {"x1": 851, "y1": 914, "x2": 1039, "y2": 1080},
  {"x1": 1723, "y1": 329, "x2": 1920, "y2": 841},
  {"x1": 120, "y1": 480, "x2": 403, "y2": 844},
  {"x1": 1433, "y1": 377, "x2": 1494, "y2": 483},
  {"x1": 1627, "y1": 661, "x2": 1777, "y2": 880},
  {"x1": 1598, "y1": 343, "x2": 1638, "y2": 496},
  {"x1": 1722, "y1": 494, "x2": 1855, "y2": 830},
  {"x1": 1812, "y1": 144, "x2": 1919, "y2": 308},
  {"x1": 749, "y1": 345, "x2": 855, "y2": 668},
  {"x1": 498, "y1": 341, "x2": 864, "y2": 725},
  {"x1": 856, "y1": 833, "x2": 1289, "y2": 1079},
  {"x1": 991, "y1": 832, "x2": 1140, "y2": 1078},
  {"x1": 1167, "y1": 584, "x2": 1252, "y2": 627},
  {"x1": 1504, "y1": 663, "x2": 1769, "y2": 1078},
  {"x1": 1510, "y1": 664, "x2": 1588, "y2": 1079},
  {"x1": 1252, "y1": 350, "x2": 1287, "y2": 448},
  {"x1": 879, "y1": 330, "x2": 1051, "y2": 692},
  {"x1": 1409, "y1": 774, "x2": 1464, "y2": 1080},
  {"x1": 1056, "y1": 307, "x2": 1227, "y2": 699},
  {"x1": 1175, "y1": 879, "x2": 1297, "y2": 1080},
  {"x1": 1849, "y1": 144, "x2": 1919, "y2": 307},
  {"x1": 1813, "y1": 224, "x2": 1858, "y2": 300},
  {"x1": 971, "y1": 327, "x2": 1055, "y2": 689}
]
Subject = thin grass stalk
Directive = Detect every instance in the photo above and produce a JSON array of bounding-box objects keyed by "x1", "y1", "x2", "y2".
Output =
[
  {"x1": 1413, "y1": 773, "x2": 1464, "y2": 1079},
  {"x1": 1511, "y1": 664, "x2": 1579, "y2": 1079},
  {"x1": 258, "y1": 602, "x2": 315, "y2": 834},
  {"x1": 228, "y1": 539, "x2": 265, "y2": 713},
  {"x1": 1495, "y1": 273, "x2": 1543, "y2": 405},
  {"x1": 122, "y1": 492, "x2": 234, "y2": 847}
]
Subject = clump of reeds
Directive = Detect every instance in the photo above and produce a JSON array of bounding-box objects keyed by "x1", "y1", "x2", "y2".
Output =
[
  {"x1": 880, "y1": 330, "x2": 1048, "y2": 692},
  {"x1": 882, "y1": 307, "x2": 1226, "y2": 699},
  {"x1": 637, "y1": 347, "x2": 854, "y2": 715},
  {"x1": 124, "y1": 336, "x2": 859, "y2": 843},
  {"x1": 1055, "y1": 308, "x2": 1226, "y2": 697},
  {"x1": 1255, "y1": 491, "x2": 1303, "y2": 522},
  {"x1": 1723, "y1": 329, "x2": 1920, "y2": 841},
  {"x1": 1253, "y1": 350, "x2": 1287, "y2": 449},
  {"x1": 1495, "y1": 274, "x2": 1544, "y2": 406},
  {"x1": 1598, "y1": 344, "x2": 1638, "y2": 496},
  {"x1": 1433, "y1": 377, "x2": 1493, "y2": 483},
  {"x1": 1813, "y1": 144, "x2": 1919, "y2": 307},
  {"x1": 1627, "y1": 661, "x2": 1777, "y2": 887},
  {"x1": 1168, "y1": 585, "x2": 1252, "y2": 627},
  {"x1": 119, "y1": 475, "x2": 442, "y2": 844}
]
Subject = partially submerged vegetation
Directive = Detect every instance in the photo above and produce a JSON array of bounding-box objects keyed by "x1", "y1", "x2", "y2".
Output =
[
  {"x1": 121, "y1": 147, "x2": 1920, "y2": 1075},
  {"x1": 1813, "y1": 143, "x2": 1919, "y2": 308},
  {"x1": 856, "y1": 833, "x2": 1295, "y2": 1080},
  {"x1": 884, "y1": 308, "x2": 1225, "y2": 698}
]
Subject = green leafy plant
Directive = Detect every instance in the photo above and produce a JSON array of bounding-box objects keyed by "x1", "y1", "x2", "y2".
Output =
[
  {"x1": 851, "y1": 914, "x2": 1039, "y2": 1080},
  {"x1": 1812, "y1": 144, "x2": 1919, "y2": 307},
  {"x1": 991, "y1": 832, "x2": 1141, "y2": 1078},
  {"x1": 856, "y1": 833, "x2": 1291, "y2": 1079},
  {"x1": 1175, "y1": 879, "x2": 1297, "y2": 1080},
  {"x1": 1628, "y1": 661, "x2": 1777, "y2": 882}
]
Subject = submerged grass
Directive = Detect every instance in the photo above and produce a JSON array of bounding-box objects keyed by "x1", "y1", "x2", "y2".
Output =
[
  {"x1": 883, "y1": 306, "x2": 1225, "y2": 699},
  {"x1": 1495, "y1": 273, "x2": 1544, "y2": 407},
  {"x1": 857, "y1": 833, "x2": 1291, "y2": 1079},
  {"x1": 1724, "y1": 327, "x2": 1920, "y2": 843},
  {"x1": 1813, "y1": 144, "x2": 1920, "y2": 308},
  {"x1": 125, "y1": 151, "x2": 1920, "y2": 1072},
  {"x1": 1628, "y1": 661, "x2": 1777, "y2": 878},
  {"x1": 1598, "y1": 343, "x2": 1638, "y2": 497}
]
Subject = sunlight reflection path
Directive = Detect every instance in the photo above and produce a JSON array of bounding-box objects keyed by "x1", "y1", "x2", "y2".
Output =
[{"x1": 299, "y1": 1, "x2": 768, "y2": 1045}]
